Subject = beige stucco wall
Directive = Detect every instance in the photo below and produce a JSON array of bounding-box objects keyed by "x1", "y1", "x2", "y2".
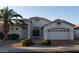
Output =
[
  {"x1": 8, "y1": 21, "x2": 31, "y2": 39},
  {"x1": 8, "y1": 26, "x2": 23, "y2": 39},
  {"x1": 31, "y1": 19, "x2": 51, "y2": 27},
  {"x1": 74, "y1": 29, "x2": 79, "y2": 39}
]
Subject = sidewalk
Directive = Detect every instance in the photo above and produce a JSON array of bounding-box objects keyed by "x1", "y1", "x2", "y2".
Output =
[
  {"x1": 15, "y1": 45, "x2": 79, "y2": 52},
  {"x1": 0, "y1": 45, "x2": 78, "y2": 52}
]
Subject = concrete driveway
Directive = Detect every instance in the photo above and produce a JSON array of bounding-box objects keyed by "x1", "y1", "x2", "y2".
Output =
[
  {"x1": 0, "y1": 40, "x2": 35, "y2": 53},
  {"x1": 0, "y1": 40, "x2": 79, "y2": 52},
  {"x1": 16, "y1": 46, "x2": 79, "y2": 53},
  {"x1": 0, "y1": 40, "x2": 18, "y2": 48}
]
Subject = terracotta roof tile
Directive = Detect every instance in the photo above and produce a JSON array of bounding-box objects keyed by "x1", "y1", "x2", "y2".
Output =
[{"x1": 74, "y1": 24, "x2": 79, "y2": 29}]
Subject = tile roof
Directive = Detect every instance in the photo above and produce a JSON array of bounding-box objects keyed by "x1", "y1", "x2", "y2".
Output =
[
  {"x1": 74, "y1": 24, "x2": 79, "y2": 29},
  {"x1": 43, "y1": 19, "x2": 76, "y2": 27},
  {"x1": 29, "y1": 16, "x2": 51, "y2": 22}
]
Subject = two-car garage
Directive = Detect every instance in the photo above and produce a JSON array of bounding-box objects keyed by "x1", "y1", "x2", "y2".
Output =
[{"x1": 43, "y1": 19, "x2": 75, "y2": 40}]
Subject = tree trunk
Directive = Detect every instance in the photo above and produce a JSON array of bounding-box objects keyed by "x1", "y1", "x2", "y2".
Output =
[
  {"x1": 3, "y1": 32, "x2": 8, "y2": 40},
  {"x1": 3, "y1": 20, "x2": 9, "y2": 40}
]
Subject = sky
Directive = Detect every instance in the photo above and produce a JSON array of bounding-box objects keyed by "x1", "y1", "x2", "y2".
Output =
[{"x1": 1, "y1": 6, "x2": 79, "y2": 24}]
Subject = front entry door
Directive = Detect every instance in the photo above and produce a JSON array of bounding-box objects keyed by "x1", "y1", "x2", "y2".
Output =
[{"x1": 32, "y1": 29, "x2": 40, "y2": 39}]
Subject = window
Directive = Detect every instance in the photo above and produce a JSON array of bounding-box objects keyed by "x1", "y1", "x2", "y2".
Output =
[
  {"x1": 64, "y1": 30, "x2": 66, "y2": 32},
  {"x1": 32, "y1": 29, "x2": 40, "y2": 36},
  {"x1": 53, "y1": 30, "x2": 55, "y2": 32},
  {"x1": 58, "y1": 30, "x2": 61, "y2": 32},
  {"x1": 48, "y1": 30, "x2": 52, "y2": 32},
  {"x1": 50, "y1": 30, "x2": 52, "y2": 32},
  {"x1": 22, "y1": 27, "x2": 27, "y2": 29},
  {"x1": 67, "y1": 29, "x2": 69, "y2": 32},
  {"x1": 57, "y1": 22, "x2": 61, "y2": 25},
  {"x1": 55, "y1": 30, "x2": 58, "y2": 32},
  {"x1": 62, "y1": 30, "x2": 63, "y2": 32},
  {"x1": 16, "y1": 28, "x2": 18, "y2": 30},
  {"x1": 48, "y1": 30, "x2": 50, "y2": 32},
  {"x1": 35, "y1": 18, "x2": 39, "y2": 21}
]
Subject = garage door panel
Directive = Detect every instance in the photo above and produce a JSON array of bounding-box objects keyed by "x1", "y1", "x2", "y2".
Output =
[{"x1": 47, "y1": 28, "x2": 70, "y2": 40}]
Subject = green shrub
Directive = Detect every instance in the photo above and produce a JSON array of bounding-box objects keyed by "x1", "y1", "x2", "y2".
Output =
[
  {"x1": 8, "y1": 34, "x2": 19, "y2": 40},
  {"x1": 20, "y1": 39, "x2": 33, "y2": 46},
  {"x1": 40, "y1": 40, "x2": 51, "y2": 46}
]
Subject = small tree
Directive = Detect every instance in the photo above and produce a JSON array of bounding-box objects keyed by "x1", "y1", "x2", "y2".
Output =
[
  {"x1": 20, "y1": 39, "x2": 33, "y2": 46},
  {"x1": 40, "y1": 40, "x2": 51, "y2": 46}
]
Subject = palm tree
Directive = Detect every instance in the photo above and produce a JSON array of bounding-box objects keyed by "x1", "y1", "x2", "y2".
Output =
[{"x1": 0, "y1": 7, "x2": 23, "y2": 40}]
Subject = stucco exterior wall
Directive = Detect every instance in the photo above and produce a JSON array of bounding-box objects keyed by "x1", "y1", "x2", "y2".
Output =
[
  {"x1": 31, "y1": 19, "x2": 50, "y2": 27},
  {"x1": 8, "y1": 26, "x2": 23, "y2": 39},
  {"x1": 30, "y1": 18, "x2": 51, "y2": 39},
  {"x1": 74, "y1": 29, "x2": 79, "y2": 39},
  {"x1": 8, "y1": 20, "x2": 31, "y2": 39},
  {"x1": 0, "y1": 18, "x2": 78, "y2": 40},
  {"x1": 43, "y1": 22, "x2": 74, "y2": 40},
  {"x1": 27, "y1": 22, "x2": 31, "y2": 39}
]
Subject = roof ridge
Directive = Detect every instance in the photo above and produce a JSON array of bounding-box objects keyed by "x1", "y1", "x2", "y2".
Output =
[
  {"x1": 29, "y1": 16, "x2": 51, "y2": 22},
  {"x1": 43, "y1": 19, "x2": 75, "y2": 27}
]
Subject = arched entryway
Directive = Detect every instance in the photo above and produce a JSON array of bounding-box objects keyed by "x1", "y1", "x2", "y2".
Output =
[
  {"x1": 31, "y1": 27, "x2": 42, "y2": 40},
  {"x1": 32, "y1": 29, "x2": 40, "y2": 36},
  {"x1": 32, "y1": 29, "x2": 40, "y2": 39}
]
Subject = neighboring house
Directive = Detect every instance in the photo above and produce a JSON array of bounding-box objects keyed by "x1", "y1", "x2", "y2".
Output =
[
  {"x1": 0, "y1": 19, "x2": 31, "y2": 39},
  {"x1": 0, "y1": 16, "x2": 79, "y2": 40},
  {"x1": 8, "y1": 19, "x2": 31, "y2": 39}
]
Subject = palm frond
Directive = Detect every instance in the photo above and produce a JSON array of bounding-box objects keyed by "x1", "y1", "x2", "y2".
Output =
[
  {"x1": 12, "y1": 14, "x2": 23, "y2": 18},
  {"x1": 9, "y1": 9, "x2": 23, "y2": 19},
  {"x1": 18, "y1": 20, "x2": 26, "y2": 24},
  {"x1": 0, "y1": 6, "x2": 23, "y2": 24}
]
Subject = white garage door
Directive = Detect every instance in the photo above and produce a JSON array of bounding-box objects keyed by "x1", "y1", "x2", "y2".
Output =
[{"x1": 47, "y1": 28, "x2": 70, "y2": 40}]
